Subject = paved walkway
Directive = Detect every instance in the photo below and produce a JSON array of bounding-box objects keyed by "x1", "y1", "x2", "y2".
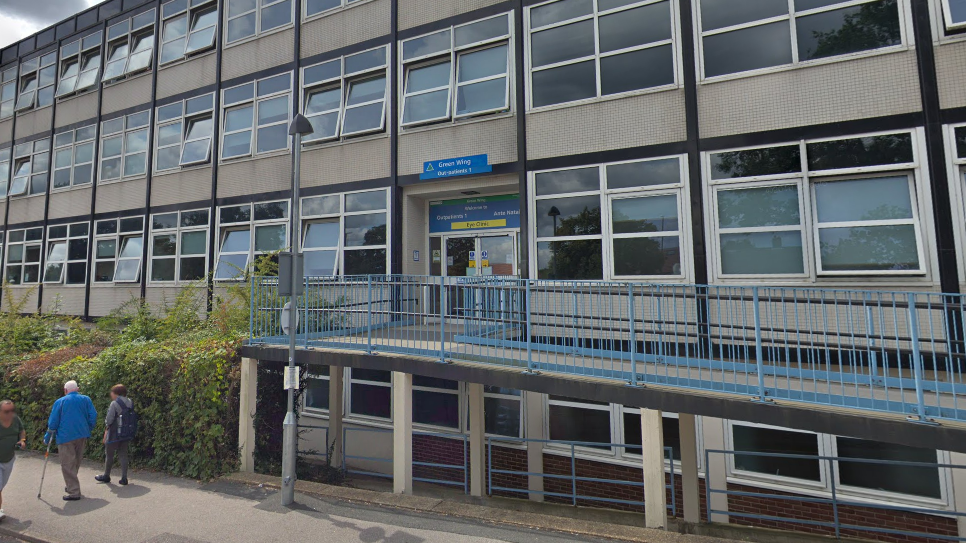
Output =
[{"x1": 0, "y1": 452, "x2": 724, "y2": 543}]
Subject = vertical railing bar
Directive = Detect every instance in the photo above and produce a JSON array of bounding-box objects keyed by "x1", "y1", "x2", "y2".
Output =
[
  {"x1": 571, "y1": 443, "x2": 577, "y2": 506},
  {"x1": 909, "y1": 292, "x2": 927, "y2": 419},
  {"x1": 367, "y1": 275, "x2": 373, "y2": 354},
  {"x1": 829, "y1": 457, "x2": 840, "y2": 539},
  {"x1": 628, "y1": 282, "x2": 637, "y2": 386},
  {"x1": 753, "y1": 287, "x2": 766, "y2": 400}
]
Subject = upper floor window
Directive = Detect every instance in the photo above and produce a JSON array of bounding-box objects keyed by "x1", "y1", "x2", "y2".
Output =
[
  {"x1": 44, "y1": 222, "x2": 90, "y2": 285},
  {"x1": 0, "y1": 147, "x2": 9, "y2": 197},
  {"x1": 943, "y1": 0, "x2": 966, "y2": 30},
  {"x1": 300, "y1": 189, "x2": 389, "y2": 276},
  {"x1": 304, "y1": 0, "x2": 364, "y2": 18},
  {"x1": 5, "y1": 227, "x2": 43, "y2": 285},
  {"x1": 526, "y1": 0, "x2": 675, "y2": 109},
  {"x1": 706, "y1": 130, "x2": 925, "y2": 280},
  {"x1": 149, "y1": 209, "x2": 210, "y2": 282},
  {"x1": 300, "y1": 47, "x2": 387, "y2": 143},
  {"x1": 401, "y1": 13, "x2": 511, "y2": 127},
  {"x1": 52, "y1": 124, "x2": 96, "y2": 190},
  {"x1": 155, "y1": 93, "x2": 215, "y2": 172},
  {"x1": 56, "y1": 32, "x2": 102, "y2": 98},
  {"x1": 226, "y1": 0, "x2": 293, "y2": 44},
  {"x1": 214, "y1": 200, "x2": 289, "y2": 280},
  {"x1": 15, "y1": 52, "x2": 57, "y2": 112},
  {"x1": 94, "y1": 216, "x2": 145, "y2": 283},
  {"x1": 9, "y1": 138, "x2": 50, "y2": 197},
  {"x1": 221, "y1": 73, "x2": 291, "y2": 160},
  {"x1": 100, "y1": 110, "x2": 151, "y2": 182},
  {"x1": 160, "y1": 0, "x2": 218, "y2": 65},
  {"x1": 697, "y1": 0, "x2": 903, "y2": 79},
  {"x1": 102, "y1": 10, "x2": 157, "y2": 83},
  {"x1": 0, "y1": 67, "x2": 18, "y2": 119}
]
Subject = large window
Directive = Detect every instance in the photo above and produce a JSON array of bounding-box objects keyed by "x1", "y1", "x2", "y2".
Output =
[
  {"x1": 52, "y1": 124, "x2": 96, "y2": 190},
  {"x1": 943, "y1": 0, "x2": 966, "y2": 30},
  {"x1": 56, "y1": 32, "x2": 102, "y2": 98},
  {"x1": 697, "y1": 0, "x2": 903, "y2": 79},
  {"x1": 348, "y1": 368, "x2": 392, "y2": 419},
  {"x1": 526, "y1": 0, "x2": 674, "y2": 108},
  {"x1": 304, "y1": 365, "x2": 330, "y2": 412},
  {"x1": 155, "y1": 93, "x2": 215, "y2": 172},
  {"x1": 530, "y1": 155, "x2": 688, "y2": 280},
  {"x1": 300, "y1": 46, "x2": 387, "y2": 143},
  {"x1": 401, "y1": 13, "x2": 511, "y2": 127},
  {"x1": 304, "y1": 0, "x2": 364, "y2": 18},
  {"x1": 221, "y1": 73, "x2": 291, "y2": 159},
  {"x1": 101, "y1": 10, "x2": 157, "y2": 83},
  {"x1": 707, "y1": 131, "x2": 925, "y2": 280},
  {"x1": 300, "y1": 189, "x2": 388, "y2": 276},
  {"x1": 149, "y1": 209, "x2": 210, "y2": 283},
  {"x1": 160, "y1": 0, "x2": 218, "y2": 65},
  {"x1": 15, "y1": 52, "x2": 57, "y2": 112},
  {"x1": 0, "y1": 66, "x2": 16, "y2": 119},
  {"x1": 100, "y1": 111, "x2": 151, "y2": 182},
  {"x1": 9, "y1": 138, "x2": 50, "y2": 197},
  {"x1": 43, "y1": 222, "x2": 89, "y2": 285},
  {"x1": 226, "y1": 0, "x2": 293, "y2": 44},
  {"x1": 214, "y1": 200, "x2": 289, "y2": 280},
  {"x1": 413, "y1": 376, "x2": 460, "y2": 429},
  {"x1": 5, "y1": 228, "x2": 43, "y2": 285},
  {"x1": 93, "y1": 217, "x2": 145, "y2": 283},
  {"x1": 0, "y1": 147, "x2": 9, "y2": 197}
]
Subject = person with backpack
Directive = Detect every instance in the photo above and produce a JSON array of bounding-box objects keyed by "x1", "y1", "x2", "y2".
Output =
[
  {"x1": 95, "y1": 384, "x2": 136, "y2": 486},
  {"x1": 44, "y1": 380, "x2": 97, "y2": 501}
]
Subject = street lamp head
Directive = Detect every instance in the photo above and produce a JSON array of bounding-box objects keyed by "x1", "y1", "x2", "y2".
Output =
[
  {"x1": 548, "y1": 206, "x2": 561, "y2": 218},
  {"x1": 289, "y1": 113, "x2": 314, "y2": 136}
]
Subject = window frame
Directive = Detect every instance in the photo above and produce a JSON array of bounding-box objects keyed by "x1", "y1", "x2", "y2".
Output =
[
  {"x1": 4, "y1": 227, "x2": 44, "y2": 286},
  {"x1": 213, "y1": 200, "x2": 290, "y2": 281},
  {"x1": 51, "y1": 124, "x2": 97, "y2": 191},
  {"x1": 153, "y1": 93, "x2": 215, "y2": 173},
  {"x1": 0, "y1": 147, "x2": 10, "y2": 198},
  {"x1": 345, "y1": 367, "x2": 393, "y2": 422},
  {"x1": 160, "y1": 0, "x2": 219, "y2": 66},
  {"x1": 99, "y1": 110, "x2": 152, "y2": 184},
  {"x1": 224, "y1": 0, "x2": 295, "y2": 45},
  {"x1": 9, "y1": 138, "x2": 51, "y2": 198},
  {"x1": 92, "y1": 217, "x2": 146, "y2": 284},
  {"x1": 148, "y1": 208, "x2": 211, "y2": 284},
  {"x1": 42, "y1": 222, "x2": 90, "y2": 285},
  {"x1": 0, "y1": 66, "x2": 17, "y2": 120},
  {"x1": 299, "y1": 188, "x2": 390, "y2": 277},
  {"x1": 220, "y1": 73, "x2": 293, "y2": 161},
  {"x1": 101, "y1": 10, "x2": 157, "y2": 84},
  {"x1": 302, "y1": 0, "x2": 368, "y2": 20},
  {"x1": 56, "y1": 31, "x2": 103, "y2": 98},
  {"x1": 942, "y1": 122, "x2": 966, "y2": 284},
  {"x1": 302, "y1": 365, "x2": 331, "y2": 414},
  {"x1": 15, "y1": 52, "x2": 57, "y2": 112}
]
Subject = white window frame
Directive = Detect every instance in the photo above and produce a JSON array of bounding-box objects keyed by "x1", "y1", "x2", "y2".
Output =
[
  {"x1": 943, "y1": 122, "x2": 966, "y2": 284},
  {"x1": 160, "y1": 0, "x2": 219, "y2": 66},
  {"x1": 528, "y1": 155, "x2": 692, "y2": 281},
  {"x1": 345, "y1": 367, "x2": 393, "y2": 422},
  {"x1": 480, "y1": 386, "x2": 524, "y2": 439},
  {"x1": 524, "y1": 0, "x2": 679, "y2": 110},
  {"x1": 299, "y1": 188, "x2": 390, "y2": 276},
  {"x1": 302, "y1": 365, "x2": 330, "y2": 414},
  {"x1": 214, "y1": 200, "x2": 290, "y2": 281},
  {"x1": 0, "y1": 66, "x2": 16, "y2": 119},
  {"x1": 51, "y1": 124, "x2": 97, "y2": 191},
  {"x1": 56, "y1": 32, "x2": 102, "y2": 98},
  {"x1": 99, "y1": 110, "x2": 151, "y2": 183},
  {"x1": 4, "y1": 227, "x2": 44, "y2": 285},
  {"x1": 302, "y1": 0, "x2": 368, "y2": 20},
  {"x1": 93, "y1": 217, "x2": 145, "y2": 284},
  {"x1": 695, "y1": 0, "x2": 911, "y2": 83},
  {"x1": 9, "y1": 138, "x2": 50, "y2": 198},
  {"x1": 704, "y1": 129, "x2": 932, "y2": 283},
  {"x1": 220, "y1": 73, "x2": 293, "y2": 161},
  {"x1": 148, "y1": 208, "x2": 211, "y2": 284},
  {"x1": 400, "y1": 13, "x2": 513, "y2": 128},
  {"x1": 0, "y1": 146, "x2": 11, "y2": 198},
  {"x1": 101, "y1": 10, "x2": 157, "y2": 84},
  {"x1": 154, "y1": 93, "x2": 215, "y2": 173},
  {"x1": 224, "y1": 0, "x2": 295, "y2": 45},
  {"x1": 43, "y1": 222, "x2": 90, "y2": 285},
  {"x1": 15, "y1": 52, "x2": 57, "y2": 112},
  {"x1": 412, "y1": 377, "x2": 462, "y2": 431}
]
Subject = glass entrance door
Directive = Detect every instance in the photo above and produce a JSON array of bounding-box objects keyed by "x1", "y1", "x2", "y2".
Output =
[{"x1": 444, "y1": 233, "x2": 517, "y2": 277}]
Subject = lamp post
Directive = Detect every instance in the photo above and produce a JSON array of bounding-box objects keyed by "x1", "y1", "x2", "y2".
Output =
[
  {"x1": 548, "y1": 206, "x2": 560, "y2": 279},
  {"x1": 281, "y1": 113, "x2": 314, "y2": 507}
]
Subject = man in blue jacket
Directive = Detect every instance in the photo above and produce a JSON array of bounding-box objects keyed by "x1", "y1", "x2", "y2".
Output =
[{"x1": 44, "y1": 381, "x2": 97, "y2": 501}]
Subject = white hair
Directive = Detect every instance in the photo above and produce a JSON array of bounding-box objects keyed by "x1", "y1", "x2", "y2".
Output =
[{"x1": 64, "y1": 380, "x2": 79, "y2": 392}]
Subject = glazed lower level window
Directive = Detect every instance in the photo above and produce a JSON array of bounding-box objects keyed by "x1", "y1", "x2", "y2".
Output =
[
  {"x1": 300, "y1": 189, "x2": 389, "y2": 276},
  {"x1": 304, "y1": 365, "x2": 330, "y2": 411},
  {"x1": 214, "y1": 201, "x2": 289, "y2": 280},
  {"x1": 5, "y1": 228, "x2": 43, "y2": 285},
  {"x1": 149, "y1": 209, "x2": 210, "y2": 282},
  {"x1": 348, "y1": 368, "x2": 391, "y2": 419},
  {"x1": 94, "y1": 217, "x2": 145, "y2": 283},
  {"x1": 43, "y1": 222, "x2": 89, "y2": 285}
]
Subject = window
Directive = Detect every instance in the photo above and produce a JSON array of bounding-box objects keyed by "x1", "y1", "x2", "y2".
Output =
[
  {"x1": 99, "y1": 111, "x2": 151, "y2": 182},
  {"x1": 56, "y1": 32, "x2": 102, "y2": 97},
  {"x1": 732, "y1": 423, "x2": 822, "y2": 482},
  {"x1": 221, "y1": 73, "x2": 291, "y2": 159},
  {"x1": 413, "y1": 376, "x2": 460, "y2": 428},
  {"x1": 160, "y1": 0, "x2": 218, "y2": 65},
  {"x1": 530, "y1": 156, "x2": 687, "y2": 280},
  {"x1": 9, "y1": 138, "x2": 50, "y2": 197},
  {"x1": 401, "y1": 13, "x2": 511, "y2": 127},
  {"x1": 0, "y1": 147, "x2": 10, "y2": 197},
  {"x1": 214, "y1": 200, "x2": 288, "y2": 280},
  {"x1": 304, "y1": 365, "x2": 329, "y2": 411},
  {"x1": 300, "y1": 46, "x2": 387, "y2": 142},
  {"x1": 93, "y1": 217, "x2": 145, "y2": 283},
  {"x1": 0, "y1": 66, "x2": 16, "y2": 119},
  {"x1": 697, "y1": 0, "x2": 903, "y2": 79},
  {"x1": 304, "y1": 0, "x2": 364, "y2": 18},
  {"x1": 149, "y1": 209, "x2": 210, "y2": 283},
  {"x1": 101, "y1": 10, "x2": 157, "y2": 83},
  {"x1": 43, "y1": 222, "x2": 89, "y2": 285},
  {"x1": 526, "y1": 0, "x2": 674, "y2": 108},
  {"x1": 348, "y1": 368, "x2": 391, "y2": 419},
  {"x1": 154, "y1": 93, "x2": 215, "y2": 172},
  {"x1": 483, "y1": 386, "x2": 522, "y2": 437},
  {"x1": 52, "y1": 124, "x2": 96, "y2": 190},
  {"x1": 622, "y1": 409, "x2": 681, "y2": 460},
  {"x1": 226, "y1": 0, "x2": 293, "y2": 44},
  {"x1": 943, "y1": 0, "x2": 966, "y2": 30},
  {"x1": 300, "y1": 189, "x2": 389, "y2": 276},
  {"x1": 707, "y1": 131, "x2": 925, "y2": 279},
  {"x1": 15, "y1": 52, "x2": 57, "y2": 112},
  {"x1": 5, "y1": 228, "x2": 43, "y2": 285}
]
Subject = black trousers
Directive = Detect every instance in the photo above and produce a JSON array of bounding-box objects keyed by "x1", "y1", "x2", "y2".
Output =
[{"x1": 104, "y1": 440, "x2": 129, "y2": 479}]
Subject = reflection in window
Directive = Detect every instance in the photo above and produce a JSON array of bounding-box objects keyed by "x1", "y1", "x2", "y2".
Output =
[
  {"x1": 732, "y1": 424, "x2": 821, "y2": 481},
  {"x1": 300, "y1": 190, "x2": 389, "y2": 277}
]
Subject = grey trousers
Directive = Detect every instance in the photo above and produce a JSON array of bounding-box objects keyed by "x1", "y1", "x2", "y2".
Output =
[
  {"x1": 104, "y1": 440, "x2": 129, "y2": 480},
  {"x1": 59, "y1": 439, "x2": 86, "y2": 497}
]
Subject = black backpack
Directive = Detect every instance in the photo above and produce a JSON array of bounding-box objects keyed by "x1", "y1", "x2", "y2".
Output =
[{"x1": 115, "y1": 399, "x2": 138, "y2": 442}]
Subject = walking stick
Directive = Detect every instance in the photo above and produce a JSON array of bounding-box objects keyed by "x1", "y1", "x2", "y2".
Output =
[{"x1": 38, "y1": 430, "x2": 55, "y2": 499}]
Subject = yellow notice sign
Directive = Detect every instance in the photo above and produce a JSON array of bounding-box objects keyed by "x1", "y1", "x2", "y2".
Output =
[
  {"x1": 452, "y1": 219, "x2": 507, "y2": 230},
  {"x1": 468, "y1": 260, "x2": 477, "y2": 268}
]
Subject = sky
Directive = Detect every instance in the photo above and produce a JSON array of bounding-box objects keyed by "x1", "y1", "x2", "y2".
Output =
[{"x1": 0, "y1": 0, "x2": 102, "y2": 49}]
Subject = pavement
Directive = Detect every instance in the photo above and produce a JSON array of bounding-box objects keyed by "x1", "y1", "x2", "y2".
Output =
[{"x1": 0, "y1": 451, "x2": 731, "y2": 543}]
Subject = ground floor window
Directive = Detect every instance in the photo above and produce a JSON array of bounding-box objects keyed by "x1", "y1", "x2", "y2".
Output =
[
  {"x1": 483, "y1": 386, "x2": 521, "y2": 437},
  {"x1": 413, "y1": 376, "x2": 459, "y2": 429},
  {"x1": 300, "y1": 189, "x2": 389, "y2": 277},
  {"x1": 304, "y1": 365, "x2": 330, "y2": 412},
  {"x1": 347, "y1": 368, "x2": 391, "y2": 420}
]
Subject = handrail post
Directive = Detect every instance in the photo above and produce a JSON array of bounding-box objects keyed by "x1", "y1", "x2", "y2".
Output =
[
  {"x1": 342, "y1": 425, "x2": 347, "y2": 474},
  {"x1": 367, "y1": 275, "x2": 373, "y2": 354},
  {"x1": 829, "y1": 458, "x2": 840, "y2": 539},
  {"x1": 628, "y1": 283, "x2": 638, "y2": 386},
  {"x1": 705, "y1": 449, "x2": 711, "y2": 522},
  {"x1": 908, "y1": 292, "x2": 928, "y2": 420},
  {"x1": 526, "y1": 279, "x2": 534, "y2": 372},
  {"x1": 669, "y1": 446, "x2": 676, "y2": 517},
  {"x1": 571, "y1": 444, "x2": 577, "y2": 506},
  {"x1": 302, "y1": 275, "x2": 309, "y2": 347},
  {"x1": 249, "y1": 275, "x2": 255, "y2": 342},
  {"x1": 753, "y1": 287, "x2": 767, "y2": 401},
  {"x1": 487, "y1": 437, "x2": 492, "y2": 497},
  {"x1": 440, "y1": 276, "x2": 446, "y2": 363}
]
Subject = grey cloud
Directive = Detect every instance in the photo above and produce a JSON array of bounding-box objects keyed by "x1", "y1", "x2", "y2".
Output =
[{"x1": 0, "y1": 0, "x2": 94, "y2": 26}]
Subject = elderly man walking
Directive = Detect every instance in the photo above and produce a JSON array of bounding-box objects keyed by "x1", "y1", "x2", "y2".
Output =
[{"x1": 44, "y1": 381, "x2": 97, "y2": 501}]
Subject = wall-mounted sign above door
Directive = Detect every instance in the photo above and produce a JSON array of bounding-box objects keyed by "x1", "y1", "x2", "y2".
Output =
[
  {"x1": 421, "y1": 154, "x2": 491, "y2": 180},
  {"x1": 429, "y1": 194, "x2": 521, "y2": 233}
]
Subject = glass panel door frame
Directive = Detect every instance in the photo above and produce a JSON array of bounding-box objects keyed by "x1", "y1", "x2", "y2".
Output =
[{"x1": 439, "y1": 229, "x2": 519, "y2": 277}]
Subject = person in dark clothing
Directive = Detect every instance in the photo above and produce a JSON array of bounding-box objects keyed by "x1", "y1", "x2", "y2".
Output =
[{"x1": 95, "y1": 385, "x2": 132, "y2": 485}]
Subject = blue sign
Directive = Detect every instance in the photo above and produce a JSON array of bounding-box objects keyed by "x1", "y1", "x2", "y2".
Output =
[
  {"x1": 429, "y1": 194, "x2": 521, "y2": 233},
  {"x1": 421, "y1": 154, "x2": 492, "y2": 180}
]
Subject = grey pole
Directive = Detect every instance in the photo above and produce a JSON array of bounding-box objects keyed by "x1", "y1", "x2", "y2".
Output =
[{"x1": 282, "y1": 114, "x2": 313, "y2": 506}]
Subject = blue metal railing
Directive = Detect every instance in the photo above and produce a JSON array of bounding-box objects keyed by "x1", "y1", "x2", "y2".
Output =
[
  {"x1": 249, "y1": 275, "x2": 966, "y2": 422},
  {"x1": 705, "y1": 449, "x2": 966, "y2": 541},
  {"x1": 341, "y1": 426, "x2": 469, "y2": 493},
  {"x1": 486, "y1": 436, "x2": 676, "y2": 515}
]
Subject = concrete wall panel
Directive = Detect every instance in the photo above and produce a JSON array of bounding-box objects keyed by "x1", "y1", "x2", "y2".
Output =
[
  {"x1": 95, "y1": 178, "x2": 147, "y2": 214},
  {"x1": 399, "y1": 116, "x2": 516, "y2": 176},
  {"x1": 301, "y1": 0, "x2": 390, "y2": 57},
  {"x1": 300, "y1": 137, "x2": 390, "y2": 187},
  {"x1": 88, "y1": 285, "x2": 141, "y2": 317},
  {"x1": 218, "y1": 154, "x2": 291, "y2": 198},
  {"x1": 55, "y1": 92, "x2": 99, "y2": 128},
  {"x1": 936, "y1": 41, "x2": 966, "y2": 110},
  {"x1": 42, "y1": 286, "x2": 86, "y2": 315},
  {"x1": 152, "y1": 167, "x2": 212, "y2": 206},
  {"x1": 48, "y1": 187, "x2": 93, "y2": 220},
  {"x1": 101, "y1": 74, "x2": 153, "y2": 116},
  {"x1": 14, "y1": 107, "x2": 53, "y2": 140},
  {"x1": 399, "y1": 0, "x2": 507, "y2": 30},
  {"x1": 7, "y1": 195, "x2": 46, "y2": 225},
  {"x1": 0, "y1": 119, "x2": 12, "y2": 144},
  {"x1": 222, "y1": 29, "x2": 295, "y2": 81},
  {"x1": 156, "y1": 52, "x2": 218, "y2": 99}
]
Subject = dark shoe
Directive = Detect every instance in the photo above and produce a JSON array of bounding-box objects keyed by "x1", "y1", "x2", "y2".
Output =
[
  {"x1": 63, "y1": 495, "x2": 81, "y2": 501},
  {"x1": 118, "y1": 478, "x2": 128, "y2": 486},
  {"x1": 94, "y1": 475, "x2": 111, "y2": 483}
]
